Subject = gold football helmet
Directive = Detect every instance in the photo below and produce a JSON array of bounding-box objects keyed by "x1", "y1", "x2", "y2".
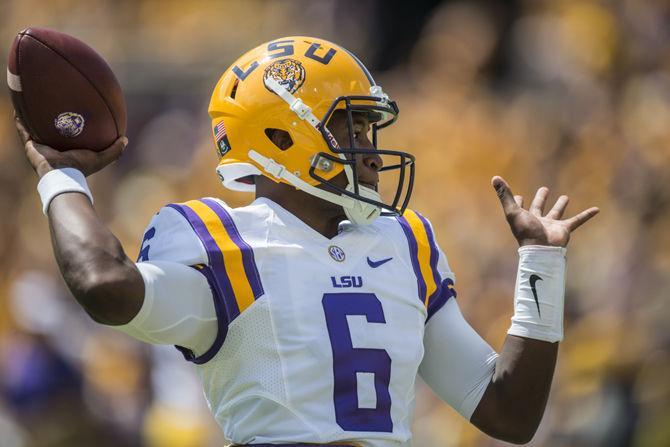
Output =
[{"x1": 208, "y1": 36, "x2": 414, "y2": 224}]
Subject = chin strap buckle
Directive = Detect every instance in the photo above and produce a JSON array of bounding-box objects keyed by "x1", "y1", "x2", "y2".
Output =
[
  {"x1": 248, "y1": 149, "x2": 285, "y2": 179},
  {"x1": 263, "y1": 158, "x2": 285, "y2": 179},
  {"x1": 265, "y1": 77, "x2": 320, "y2": 127},
  {"x1": 289, "y1": 97, "x2": 310, "y2": 120}
]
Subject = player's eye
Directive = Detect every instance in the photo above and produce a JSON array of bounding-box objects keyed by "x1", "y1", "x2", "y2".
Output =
[{"x1": 353, "y1": 126, "x2": 367, "y2": 140}]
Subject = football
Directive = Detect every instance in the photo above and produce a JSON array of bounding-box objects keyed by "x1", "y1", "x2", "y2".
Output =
[{"x1": 7, "y1": 27, "x2": 126, "y2": 151}]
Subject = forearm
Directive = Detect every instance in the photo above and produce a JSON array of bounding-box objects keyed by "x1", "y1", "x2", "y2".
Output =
[
  {"x1": 48, "y1": 192, "x2": 143, "y2": 324},
  {"x1": 471, "y1": 245, "x2": 566, "y2": 443},
  {"x1": 470, "y1": 336, "x2": 557, "y2": 443}
]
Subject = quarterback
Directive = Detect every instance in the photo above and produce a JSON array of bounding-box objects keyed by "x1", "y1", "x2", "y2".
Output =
[{"x1": 16, "y1": 37, "x2": 598, "y2": 446}]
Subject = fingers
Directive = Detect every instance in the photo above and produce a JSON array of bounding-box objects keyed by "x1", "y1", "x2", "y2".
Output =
[
  {"x1": 491, "y1": 176, "x2": 518, "y2": 216},
  {"x1": 529, "y1": 187, "x2": 549, "y2": 216},
  {"x1": 547, "y1": 195, "x2": 569, "y2": 220},
  {"x1": 96, "y1": 136, "x2": 128, "y2": 166},
  {"x1": 514, "y1": 195, "x2": 524, "y2": 208},
  {"x1": 565, "y1": 207, "x2": 599, "y2": 231}
]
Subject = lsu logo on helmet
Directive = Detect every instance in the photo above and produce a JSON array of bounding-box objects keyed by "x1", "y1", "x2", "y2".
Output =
[{"x1": 263, "y1": 59, "x2": 306, "y2": 95}]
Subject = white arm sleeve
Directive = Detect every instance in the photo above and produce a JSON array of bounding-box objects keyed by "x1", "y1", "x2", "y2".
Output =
[
  {"x1": 112, "y1": 261, "x2": 218, "y2": 357},
  {"x1": 419, "y1": 298, "x2": 498, "y2": 420}
]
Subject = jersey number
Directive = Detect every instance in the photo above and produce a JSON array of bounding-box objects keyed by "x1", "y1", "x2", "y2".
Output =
[
  {"x1": 137, "y1": 227, "x2": 155, "y2": 262},
  {"x1": 322, "y1": 293, "x2": 393, "y2": 432}
]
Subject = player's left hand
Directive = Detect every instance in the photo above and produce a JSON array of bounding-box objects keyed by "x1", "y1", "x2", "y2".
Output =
[{"x1": 492, "y1": 176, "x2": 599, "y2": 247}]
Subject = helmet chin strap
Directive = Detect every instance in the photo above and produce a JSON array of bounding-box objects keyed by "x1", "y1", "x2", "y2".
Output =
[
  {"x1": 259, "y1": 77, "x2": 383, "y2": 225},
  {"x1": 344, "y1": 183, "x2": 382, "y2": 225},
  {"x1": 248, "y1": 150, "x2": 381, "y2": 225}
]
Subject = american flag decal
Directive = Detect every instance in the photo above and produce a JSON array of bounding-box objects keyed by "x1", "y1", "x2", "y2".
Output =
[
  {"x1": 213, "y1": 120, "x2": 231, "y2": 157},
  {"x1": 214, "y1": 121, "x2": 226, "y2": 140}
]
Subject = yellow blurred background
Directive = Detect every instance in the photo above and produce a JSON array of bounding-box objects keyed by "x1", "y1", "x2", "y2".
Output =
[{"x1": 0, "y1": 0, "x2": 669, "y2": 446}]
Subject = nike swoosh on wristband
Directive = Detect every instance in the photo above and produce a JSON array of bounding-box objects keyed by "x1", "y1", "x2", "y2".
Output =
[
  {"x1": 529, "y1": 274, "x2": 543, "y2": 317},
  {"x1": 367, "y1": 257, "x2": 393, "y2": 268}
]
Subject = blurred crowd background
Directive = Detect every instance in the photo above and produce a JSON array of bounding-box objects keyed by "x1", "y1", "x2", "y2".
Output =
[{"x1": 0, "y1": 0, "x2": 669, "y2": 446}]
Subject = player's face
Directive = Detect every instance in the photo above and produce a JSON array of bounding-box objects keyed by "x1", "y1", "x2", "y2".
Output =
[{"x1": 325, "y1": 110, "x2": 383, "y2": 191}]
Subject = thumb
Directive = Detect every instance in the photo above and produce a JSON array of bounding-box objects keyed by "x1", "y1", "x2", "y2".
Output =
[
  {"x1": 97, "y1": 136, "x2": 128, "y2": 165},
  {"x1": 491, "y1": 175, "x2": 518, "y2": 215},
  {"x1": 15, "y1": 115, "x2": 32, "y2": 146}
]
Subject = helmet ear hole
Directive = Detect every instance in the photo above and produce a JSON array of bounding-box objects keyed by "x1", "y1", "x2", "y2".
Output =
[{"x1": 265, "y1": 128, "x2": 293, "y2": 150}]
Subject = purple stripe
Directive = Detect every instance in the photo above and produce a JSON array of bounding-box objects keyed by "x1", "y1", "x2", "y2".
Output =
[
  {"x1": 175, "y1": 265, "x2": 229, "y2": 364},
  {"x1": 167, "y1": 203, "x2": 241, "y2": 321},
  {"x1": 416, "y1": 212, "x2": 442, "y2": 303},
  {"x1": 201, "y1": 198, "x2": 264, "y2": 299},
  {"x1": 175, "y1": 265, "x2": 230, "y2": 365},
  {"x1": 426, "y1": 278, "x2": 456, "y2": 323},
  {"x1": 397, "y1": 214, "x2": 426, "y2": 304}
]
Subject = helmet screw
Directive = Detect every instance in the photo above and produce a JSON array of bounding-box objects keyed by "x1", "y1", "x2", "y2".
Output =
[{"x1": 310, "y1": 154, "x2": 334, "y2": 172}]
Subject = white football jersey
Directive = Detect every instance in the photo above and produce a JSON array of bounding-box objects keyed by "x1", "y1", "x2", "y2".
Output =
[{"x1": 137, "y1": 197, "x2": 458, "y2": 446}]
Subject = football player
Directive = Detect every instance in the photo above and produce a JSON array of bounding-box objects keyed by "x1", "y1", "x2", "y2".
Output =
[{"x1": 16, "y1": 37, "x2": 598, "y2": 446}]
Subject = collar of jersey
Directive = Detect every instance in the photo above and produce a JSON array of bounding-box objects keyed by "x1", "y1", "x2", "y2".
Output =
[{"x1": 253, "y1": 196, "x2": 356, "y2": 243}]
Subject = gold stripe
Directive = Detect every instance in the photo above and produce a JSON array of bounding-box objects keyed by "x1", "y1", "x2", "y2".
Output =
[
  {"x1": 404, "y1": 210, "x2": 439, "y2": 306},
  {"x1": 185, "y1": 200, "x2": 255, "y2": 312}
]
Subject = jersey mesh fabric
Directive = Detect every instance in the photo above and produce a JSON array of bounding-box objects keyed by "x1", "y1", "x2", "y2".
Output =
[{"x1": 195, "y1": 299, "x2": 307, "y2": 443}]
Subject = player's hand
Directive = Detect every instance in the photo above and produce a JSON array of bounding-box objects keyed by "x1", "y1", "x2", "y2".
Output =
[
  {"x1": 492, "y1": 176, "x2": 599, "y2": 247},
  {"x1": 15, "y1": 115, "x2": 128, "y2": 178}
]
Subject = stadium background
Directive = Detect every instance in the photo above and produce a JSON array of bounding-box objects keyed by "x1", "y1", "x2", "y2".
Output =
[{"x1": 0, "y1": 0, "x2": 669, "y2": 446}]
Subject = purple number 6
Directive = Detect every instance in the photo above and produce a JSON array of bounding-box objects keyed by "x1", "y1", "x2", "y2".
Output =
[{"x1": 322, "y1": 293, "x2": 393, "y2": 432}]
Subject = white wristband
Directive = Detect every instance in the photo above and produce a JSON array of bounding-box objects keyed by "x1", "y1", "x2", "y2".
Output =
[
  {"x1": 37, "y1": 168, "x2": 93, "y2": 215},
  {"x1": 507, "y1": 245, "x2": 567, "y2": 343}
]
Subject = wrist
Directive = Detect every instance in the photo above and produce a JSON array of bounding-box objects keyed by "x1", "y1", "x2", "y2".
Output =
[
  {"x1": 518, "y1": 245, "x2": 567, "y2": 255},
  {"x1": 35, "y1": 161, "x2": 54, "y2": 178},
  {"x1": 507, "y1": 245, "x2": 566, "y2": 343},
  {"x1": 37, "y1": 168, "x2": 93, "y2": 215},
  {"x1": 518, "y1": 237, "x2": 550, "y2": 247},
  {"x1": 37, "y1": 160, "x2": 86, "y2": 178}
]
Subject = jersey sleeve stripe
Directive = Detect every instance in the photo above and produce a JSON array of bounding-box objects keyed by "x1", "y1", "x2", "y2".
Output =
[
  {"x1": 166, "y1": 203, "x2": 241, "y2": 320},
  {"x1": 415, "y1": 211, "x2": 443, "y2": 306},
  {"x1": 200, "y1": 198, "x2": 264, "y2": 299},
  {"x1": 397, "y1": 213, "x2": 427, "y2": 306},
  {"x1": 398, "y1": 210, "x2": 441, "y2": 306},
  {"x1": 175, "y1": 264, "x2": 230, "y2": 364},
  {"x1": 426, "y1": 278, "x2": 457, "y2": 323}
]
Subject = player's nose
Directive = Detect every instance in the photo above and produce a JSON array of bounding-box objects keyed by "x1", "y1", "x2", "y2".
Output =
[
  {"x1": 362, "y1": 152, "x2": 383, "y2": 172},
  {"x1": 357, "y1": 152, "x2": 382, "y2": 190}
]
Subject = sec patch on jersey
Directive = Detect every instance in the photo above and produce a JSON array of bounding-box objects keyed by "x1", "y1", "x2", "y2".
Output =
[{"x1": 6, "y1": 27, "x2": 126, "y2": 151}]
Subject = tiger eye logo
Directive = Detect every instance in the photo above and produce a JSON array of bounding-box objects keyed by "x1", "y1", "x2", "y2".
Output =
[
  {"x1": 263, "y1": 58, "x2": 306, "y2": 94},
  {"x1": 54, "y1": 112, "x2": 85, "y2": 138}
]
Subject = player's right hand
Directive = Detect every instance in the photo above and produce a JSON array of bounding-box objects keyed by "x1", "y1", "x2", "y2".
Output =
[{"x1": 15, "y1": 115, "x2": 128, "y2": 178}]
